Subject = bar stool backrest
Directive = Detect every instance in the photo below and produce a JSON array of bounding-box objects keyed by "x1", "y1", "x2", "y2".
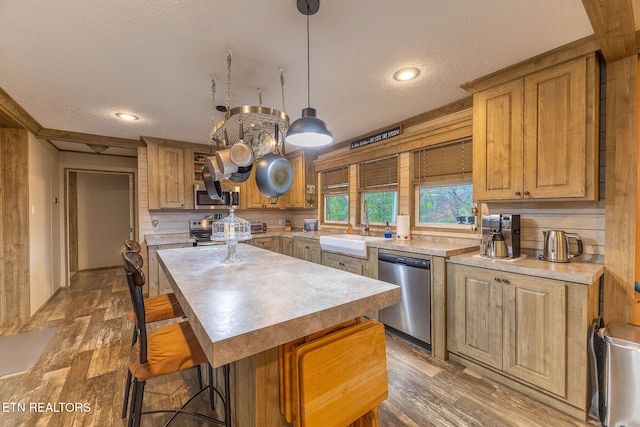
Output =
[
  {"x1": 122, "y1": 250, "x2": 149, "y2": 364},
  {"x1": 124, "y1": 239, "x2": 142, "y2": 253}
]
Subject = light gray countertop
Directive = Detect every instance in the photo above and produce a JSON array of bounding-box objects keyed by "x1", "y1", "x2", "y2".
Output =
[
  {"x1": 447, "y1": 251, "x2": 604, "y2": 285},
  {"x1": 145, "y1": 232, "x2": 195, "y2": 246},
  {"x1": 157, "y1": 245, "x2": 401, "y2": 368}
]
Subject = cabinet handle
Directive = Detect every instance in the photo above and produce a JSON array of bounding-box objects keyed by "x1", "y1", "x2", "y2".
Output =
[
  {"x1": 515, "y1": 191, "x2": 521, "y2": 196},
  {"x1": 503, "y1": 278, "x2": 511, "y2": 285},
  {"x1": 524, "y1": 191, "x2": 530, "y2": 196},
  {"x1": 494, "y1": 277, "x2": 502, "y2": 283}
]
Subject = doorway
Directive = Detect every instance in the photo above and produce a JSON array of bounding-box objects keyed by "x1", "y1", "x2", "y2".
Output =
[{"x1": 66, "y1": 170, "x2": 134, "y2": 278}]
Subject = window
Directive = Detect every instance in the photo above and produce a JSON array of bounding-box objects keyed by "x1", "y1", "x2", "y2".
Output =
[
  {"x1": 413, "y1": 139, "x2": 474, "y2": 226},
  {"x1": 359, "y1": 155, "x2": 398, "y2": 224},
  {"x1": 322, "y1": 167, "x2": 349, "y2": 222}
]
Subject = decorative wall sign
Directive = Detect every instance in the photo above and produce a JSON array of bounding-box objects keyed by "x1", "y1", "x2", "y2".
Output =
[{"x1": 350, "y1": 125, "x2": 402, "y2": 149}]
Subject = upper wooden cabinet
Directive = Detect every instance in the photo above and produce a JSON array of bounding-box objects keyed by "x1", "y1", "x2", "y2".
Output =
[
  {"x1": 471, "y1": 54, "x2": 599, "y2": 201},
  {"x1": 243, "y1": 150, "x2": 317, "y2": 209},
  {"x1": 147, "y1": 142, "x2": 192, "y2": 209}
]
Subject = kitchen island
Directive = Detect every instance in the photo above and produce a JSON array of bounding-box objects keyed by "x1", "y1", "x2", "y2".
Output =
[{"x1": 157, "y1": 244, "x2": 401, "y2": 426}]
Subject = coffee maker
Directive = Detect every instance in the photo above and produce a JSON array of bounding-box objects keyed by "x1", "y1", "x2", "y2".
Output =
[{"x1": 481, "y1": 214, "x2": 521, "y2": 259}]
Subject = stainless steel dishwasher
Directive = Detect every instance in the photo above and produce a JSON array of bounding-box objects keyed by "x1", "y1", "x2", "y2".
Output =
[{"x1": 378, "y1": 253, "x2": 431, "y2": 348}]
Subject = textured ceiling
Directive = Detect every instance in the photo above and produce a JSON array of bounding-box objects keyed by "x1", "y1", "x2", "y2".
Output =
[{"x1": 0, "y1": 1, "x2": 598, "y2": 154}]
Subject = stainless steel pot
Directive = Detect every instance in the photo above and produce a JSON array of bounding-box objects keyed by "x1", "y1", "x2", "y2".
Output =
[
  {"x1": 254, "y1": 153, "x2": 293, "y2": 198},
  {"x1": 540, "y1": 230, "x2": 583, "y2": 262},
  {"x1": 485, "y1": 232, "x2": 509, "y2": 258},
  {"x1": 202, "y1": 159, "x2": 222, "y2": 199}
]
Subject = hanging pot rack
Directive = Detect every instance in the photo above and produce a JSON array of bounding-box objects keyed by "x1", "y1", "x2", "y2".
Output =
[
  {"x1": 209, "y1": 50, "x2": 290, "y2": 153},
  {"x1": 210, "y1": 105, "x2": 289, "y2": 147}
]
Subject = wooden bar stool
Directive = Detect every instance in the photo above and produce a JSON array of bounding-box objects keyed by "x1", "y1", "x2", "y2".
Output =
[
  {"x1": 122, "y1": 251, "x2": 231, "y2": 427},
  {"x1": 121, "y1": 239, "x2": 187, "y2": 418}
]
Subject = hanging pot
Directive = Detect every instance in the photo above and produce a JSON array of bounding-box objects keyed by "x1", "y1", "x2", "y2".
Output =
[
  {"x1": 202, "y1": 160, "x2": 222, "y2": 199},
  {"x1": 215, "y1": 148, "x2": 238, "y2": 176},
  {"x1": 228, "y1": 164, "x2": 253, "y2": 183},
  {"x1": 254, "y1": 153, "x2": 293, "y2": 198},
  {"x1": 230, "y1": 142, "x2": 254, "y2": 167}
]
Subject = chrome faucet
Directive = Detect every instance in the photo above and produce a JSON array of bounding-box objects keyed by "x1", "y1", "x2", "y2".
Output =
[{"x1": 361, "y1": 200, "x2": 370, "y2": 236}]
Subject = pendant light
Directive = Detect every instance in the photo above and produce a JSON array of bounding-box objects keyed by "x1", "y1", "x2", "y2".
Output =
[{"x1": 286, "y1": 0, "x2": 333, "y2": 148}]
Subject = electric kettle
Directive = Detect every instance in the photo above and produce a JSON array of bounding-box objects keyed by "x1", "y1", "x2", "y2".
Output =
[{"x1": 540, "y1": 230, "x2": 583, "y2": 263}]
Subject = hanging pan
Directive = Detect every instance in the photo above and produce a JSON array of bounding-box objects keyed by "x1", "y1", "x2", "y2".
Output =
[{"x1": 254, "y1": 124, "x2": 293, "y2": 198}]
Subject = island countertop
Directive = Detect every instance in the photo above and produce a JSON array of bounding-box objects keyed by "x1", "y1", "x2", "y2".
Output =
[{"x1": 157, "y1": 245, "x2": 401, "y2": 368}]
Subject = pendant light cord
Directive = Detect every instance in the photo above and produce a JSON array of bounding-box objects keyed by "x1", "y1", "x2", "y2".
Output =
[{"x1": 306, "y1": 4, "x2": 311, "y2": 109}]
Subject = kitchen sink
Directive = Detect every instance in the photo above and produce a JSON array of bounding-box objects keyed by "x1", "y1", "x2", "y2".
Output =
[{"x1": 319, "y1": 234, "x2": 387, "y2": 257}]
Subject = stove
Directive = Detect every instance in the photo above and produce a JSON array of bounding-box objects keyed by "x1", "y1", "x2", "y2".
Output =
[
  {"x1": 189, "y1": 217, "x2": 267, "y2": 245},
  {"x1": 189, "y1": 218, "x2": 220, "y2": 246}
]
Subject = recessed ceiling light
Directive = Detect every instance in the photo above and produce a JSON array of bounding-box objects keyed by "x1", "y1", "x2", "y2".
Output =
[
  {"x1": 393, "y1": 67, "x2": 421, "y2": 82},
  {"x1": 115, "y1": 112, "x2": 140, "y2": 121}
]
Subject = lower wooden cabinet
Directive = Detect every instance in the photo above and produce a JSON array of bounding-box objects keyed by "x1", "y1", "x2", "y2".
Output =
[
  {"x1": 451, "y1": 265, "x2": 566, "y2": 395},
  {"x1": 321, "y1": 251, "x2": 375, "y2": 278},
  {"x1": 148, "y1": 242, "x2": 194, "y2": 296},
  {"x1": 447, "y1": 263, "x2": 599, "y2": 418},
  {"x1": 322, "y1": 252, "x2": 365, "y2": 275},
  {"x1": 246, "y1": 236, "x2": 280, "y2": 253},
  {"x1": 281, "y1": 237, "x2": 293, "y2": 256},
  {"x1": 293, "y1": 237, "x2": 322, "y2": 264}
]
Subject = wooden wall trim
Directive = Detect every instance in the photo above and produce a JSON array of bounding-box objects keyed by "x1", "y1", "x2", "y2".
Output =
[
  {"x1": 603, "y1": 55, "x2": 638, "y2": 323},
  {"x1": 581, "y1": 0, "x2": 637, "y2": 63},
  {"x1": 314, "y1": 109, "x2": 472, "y2": 172},
  {"x1": 37, "y1": 128, "x2": 143, "y2": 149},
  {"x1": 0, "y1": 88, "x2": 42, "y2": 134},
  {"x1": 141, "y1": 135, "x2": 208, "y2": 150},
  {"x1": 1, "y1": 128, "x2": 31, "y2": 327},
  {"x1": 461, "y1": 37, "x2": 599, "y2": 93}
]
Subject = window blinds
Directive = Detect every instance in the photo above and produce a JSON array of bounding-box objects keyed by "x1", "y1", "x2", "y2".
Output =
[
  {"x1": 359, "y1": 155, "x2": 398, "y2": 189},
  {"x1": 321, "y1": 166, "x2": 349, "y2": 193},
  {"x1": 413, "y1": 139, "x2": 472, "y2": 184}
]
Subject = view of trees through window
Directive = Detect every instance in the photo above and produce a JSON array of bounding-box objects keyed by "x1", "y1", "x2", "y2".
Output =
[
  {"x1": 418, "y1": 184, "x2": 474, "y2": 224},
  {"x1": 325, "y1": 194, "x2": 348, "y2": 221},
  {"x1": 363, "y1": 191, "x2": 397, "y2": 224}
]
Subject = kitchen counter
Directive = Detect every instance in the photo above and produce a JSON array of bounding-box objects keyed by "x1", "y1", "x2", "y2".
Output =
[
  {"x1": 448, "y1": 251, "x2": 604, "y2": 284},
  {"x1": 254, "y1": 229, "x2": 479, "y2": 257},
  {"x1": 156, "y1": 244, "x2": 401, "y2": 367},
  {"x1": 145, "y1": 232, "x2": 195, "y2": 246},
  {"x1": 157, "y1": 244, "x2": 401, "y2": 426}
]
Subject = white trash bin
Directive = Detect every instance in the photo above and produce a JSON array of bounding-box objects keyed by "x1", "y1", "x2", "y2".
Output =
[{"x1": 602, "y1": 322, "x2": 640, "y2": 427}]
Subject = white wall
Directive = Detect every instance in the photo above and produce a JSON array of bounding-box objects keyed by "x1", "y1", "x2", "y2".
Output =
[
  {"x1": 29, "y1": 135, "x2": 61, "y2": 315},
  {"x1": 58, "y1": 152, "x2": 137, "y2": 284},
  {"x1": 76, "y1": 172, "x2": 132, "y2": 269}
]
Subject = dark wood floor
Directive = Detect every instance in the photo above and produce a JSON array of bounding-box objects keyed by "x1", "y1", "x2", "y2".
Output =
[{"x1": 0, "y1": 268, "x2": 599, "y2": 426}]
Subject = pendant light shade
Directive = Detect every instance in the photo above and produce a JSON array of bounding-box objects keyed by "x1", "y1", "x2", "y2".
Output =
[
  {"x1": 286, "y1": 107, "x2": 332, "y2": 147},
  {"x1": 286, "y1": 0, "x2": 333, "y2": 148}
]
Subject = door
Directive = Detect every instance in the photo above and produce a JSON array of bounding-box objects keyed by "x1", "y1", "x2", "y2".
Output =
[
  {"x1": 454, "y1": 266, "x2": 503, "y2": 368},
  {"x1": 70, "y1": 171, "x2": 134, "y2": 272},
  {"x1": 523, "y1": 56, "x2": 587, "y2": 199},
  {"x1": 502, "y1": 273, "x2": 567, "y2": 396},
  {"x1": 473, "y1": 79, "x2": 524, "y2": 200}
]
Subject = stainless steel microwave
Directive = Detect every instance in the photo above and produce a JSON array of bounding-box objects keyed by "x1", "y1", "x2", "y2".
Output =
[{"x1": 193, "y1": 183, "x2": 240, "y2": 210}]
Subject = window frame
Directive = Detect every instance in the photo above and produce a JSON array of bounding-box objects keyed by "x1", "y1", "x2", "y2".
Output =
[
  {"x1": 413, "y1": 180, "x2": 474, "y2": 229},
  {"x1": 323, "y1": 191, "x2": 349, "y2": 224},
  {"x1": 360, "y1": 187, "x2": 399, "y2": 226}
]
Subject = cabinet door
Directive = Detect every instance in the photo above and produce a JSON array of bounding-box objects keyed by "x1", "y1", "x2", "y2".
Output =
[
  {"x1": 523, "y1": 57, "x2": 588, "y2": 199},
  {"x1": 502, "y1": 273, "x2": 566, "y2": 396},
  {"x1": 322, "y1": 252, "x2": 364, "y2": 275},
  {"x1": 249, "y1": 237, "x2": 274, "y2": 250},
  {"x1": 285, "y1": 154, "x2": 305, "y2": 208},
  {"x1": 293, "y1": 238, "x2": 321, "y2": 264},
  {"x1": 453, "y1": 266, "x2": 503, "y2": 369},
  {"x1": 281, "y1": 238, "x2": 293, "y2": 256},
  {"x1": 148, "y1": 145, "x2": 187, "y2": 209},
  {"x1": 473, "y1": 80, "x2": 524, "y2": 201}
]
